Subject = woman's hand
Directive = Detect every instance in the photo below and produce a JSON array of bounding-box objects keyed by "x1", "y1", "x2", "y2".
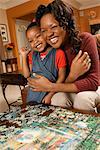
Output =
[
  {"x1": 66, "y1": 50, "x2": 91, "y2": 82},
  {"x1": 27, "y1": 75, "x2": 52, "y2": 92}
]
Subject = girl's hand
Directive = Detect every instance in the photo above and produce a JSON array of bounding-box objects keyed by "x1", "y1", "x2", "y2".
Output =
[
  {"x1": 66, "y1": 50, "x2": 91, "y2": 82},
  {"x1": 20, "y1": 47, "x2": 31, "y2": 57},
  {"x1": 42, "y1": 94, "x2": 52, "y2": 105}
]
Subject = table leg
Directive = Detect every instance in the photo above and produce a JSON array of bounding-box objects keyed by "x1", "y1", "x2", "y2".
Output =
[{"x1": 1, "y1": 84, "x2": 10, "y2": 111}]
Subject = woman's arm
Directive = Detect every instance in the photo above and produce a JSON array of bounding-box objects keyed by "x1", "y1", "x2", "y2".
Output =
[
  {"x1": 74, "y1": 33, "x2": 99, "y2": 91},
  {"x1": 66, "y1": 50, "x2": 91, "y2": 83},
  {"x1": 27, "y1": 48, "x2": 91, "y2": 93},
  {"x1": 27, "y1": 75, "x2": 78, "y2": 92}
]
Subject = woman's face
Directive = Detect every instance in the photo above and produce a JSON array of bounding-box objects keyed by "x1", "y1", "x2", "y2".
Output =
[{"x1": 40, "y1": 13, "x2": 66, "y2": 49}]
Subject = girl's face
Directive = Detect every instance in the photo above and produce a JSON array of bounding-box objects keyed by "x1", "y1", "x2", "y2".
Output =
[
  {"x1": 26, "y1": 27, "x2": 47, "y2": 52},
  {"x1": 40, "y1": 13, "x2": 66, "y2": 49}
]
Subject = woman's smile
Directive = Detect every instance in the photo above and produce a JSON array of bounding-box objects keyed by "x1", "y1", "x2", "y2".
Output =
[{"x1": 49, "y1": 36, "x2": 58, "y2": 44}]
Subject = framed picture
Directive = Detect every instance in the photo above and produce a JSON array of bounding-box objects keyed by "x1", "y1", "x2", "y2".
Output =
[{"x1": 0, "y1": 24, "x2": 8, "y2": 42}]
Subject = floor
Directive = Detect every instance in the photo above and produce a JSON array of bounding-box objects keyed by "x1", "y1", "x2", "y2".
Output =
[{"x1": 0, "y1": 84, "x2": 21, "y2": 112}]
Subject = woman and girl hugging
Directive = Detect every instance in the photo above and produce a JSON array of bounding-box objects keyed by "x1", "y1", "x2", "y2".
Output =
[{"x1": 20, "y1": 0, "x2": 100, "y2": 113}]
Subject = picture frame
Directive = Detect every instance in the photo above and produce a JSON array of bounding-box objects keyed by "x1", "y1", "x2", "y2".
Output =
[{"x1": 0, "y1": 24, "x2": 8, "y2": 42}]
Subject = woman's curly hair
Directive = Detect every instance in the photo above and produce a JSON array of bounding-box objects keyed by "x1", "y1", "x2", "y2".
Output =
[{"x1": 36, "y1": 0, "x2": 82, "y2": 53}]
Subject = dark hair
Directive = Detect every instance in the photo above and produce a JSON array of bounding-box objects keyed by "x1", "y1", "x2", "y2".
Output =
[
  {"x1": 36, "y1": 0, "x2": 81, "y2": 53},
  {"x1": 26, "y1": 21, "x2": 39, "y2": 33}
]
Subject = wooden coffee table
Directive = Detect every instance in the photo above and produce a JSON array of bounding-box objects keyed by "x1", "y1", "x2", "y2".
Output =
[{"x1": 0, "y1": 72, "x2": 27, "y2": 111}]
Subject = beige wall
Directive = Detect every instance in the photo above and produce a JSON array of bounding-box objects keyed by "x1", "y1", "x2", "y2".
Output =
[{"x1": 4, "y1": 1, "x2": 100, "y2": 70}]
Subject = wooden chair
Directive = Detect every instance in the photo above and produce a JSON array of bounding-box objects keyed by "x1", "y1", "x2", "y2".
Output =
[
  {"x1": 0, "y1": 58, "x2": 27, "y2": 111},
  {"x1": 1, "y1": 58, "x2": 18, "y2": 73},
  {"x1": 21, "y1": 86, "x2": 29, "y2": 108}
]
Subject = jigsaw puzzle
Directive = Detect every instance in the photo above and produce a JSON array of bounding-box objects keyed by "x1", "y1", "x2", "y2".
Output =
[{"x1": 0, "y1": 104, "x2": 100, "y2": 150}]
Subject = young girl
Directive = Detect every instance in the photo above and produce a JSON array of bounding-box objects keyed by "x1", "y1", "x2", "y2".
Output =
[{"x1": 20, "y1": 21, "x2": 67, "y2": 105}]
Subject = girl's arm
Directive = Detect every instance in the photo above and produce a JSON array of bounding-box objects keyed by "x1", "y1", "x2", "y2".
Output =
[
  {"x1": 22, "y1": 55, "x2": 31, "y2": 78},
  {"x1": 20, "y1": 47, "x2": 31, "y2": 78}
]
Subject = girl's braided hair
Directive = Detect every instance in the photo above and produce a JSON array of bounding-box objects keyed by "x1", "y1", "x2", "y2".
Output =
[
  {"x1": 36, "y1": 0, "x2": 82, "y2": 53},
  {"x1": 26, "y1": 21, "x2": 39, "y2": 33}
]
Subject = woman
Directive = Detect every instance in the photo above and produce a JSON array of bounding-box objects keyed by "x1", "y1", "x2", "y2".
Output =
[{"x1": 28, "y1": 0, "x2": 100, "y2": 112}]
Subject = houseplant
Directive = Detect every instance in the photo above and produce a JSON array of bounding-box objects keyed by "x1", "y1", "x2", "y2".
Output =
[{"x1": 5, "y1": 42, "x2": 14, "y2": 58}]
